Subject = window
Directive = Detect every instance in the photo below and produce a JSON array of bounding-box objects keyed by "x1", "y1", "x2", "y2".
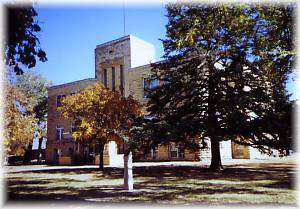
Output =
[
  {"x1": 53, "y1": 149, "x2": 58, "y2": 159},
  {"x1": 56, "y1": 125, "x2": 64, "y2": 141},
  {"x1": 151, "y1": 148, "x2": 157, "y2": 160},
  {"x1": 56, "y1": 95, "x2": 66, "y2": 107},
  {"x1": 103, "y1": 69, "x2": 107, "y2": 87},
  {"x1": 143, "y1": 78, "x2": 158, "y2": 98},
  {"x1": 120, "y1": 64, "x2": 124, "y2": 95},
  {"x1": 169, "y1": 144, "x2": 184, "y2": 158},
  {"x1": 68, "y1": 148, "x2": 74, "y2": 156},
  {"x1": 117, "y1": 143, "x2": 125, "y2": 154},
  {"x1": 71, "y1": 122, "x2": 76, "y2": 133},
  {"x1": 112, "y1": 67, "x2": 115, "y2": 91},
  {"x1": 57, "y1": 148, "x2": 62, "y2": 157}
]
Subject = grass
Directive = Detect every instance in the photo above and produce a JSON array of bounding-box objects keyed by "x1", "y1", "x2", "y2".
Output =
[{"x1": 4, "y1": 160, "x2": 296, "y2": 205}]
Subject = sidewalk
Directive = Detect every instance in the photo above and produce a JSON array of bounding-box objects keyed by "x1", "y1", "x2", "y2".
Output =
[{"x1": 4, "y1": 155, "x2": 296, "y2": 173}]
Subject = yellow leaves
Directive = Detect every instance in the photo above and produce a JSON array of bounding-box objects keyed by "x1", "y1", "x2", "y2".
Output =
[
  {"x1": 3, "y1": 69, "x2": 49, "y2": 156},
  {"x1": 59, "y1": 82, "x2": 142, "y2": 144},
  {"x1": 4, "y1": 82, "x2": 36, "y2": 155}
]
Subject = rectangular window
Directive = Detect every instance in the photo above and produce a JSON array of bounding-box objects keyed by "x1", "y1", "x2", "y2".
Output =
[
  {"x1": 117, "y1": 143, "x2": 125, "y2": 154},
  {"x1": 53, "y1": 148, "x2": 58, "y2": 159},
  {"x1": 56, "y1": 95, "x2": 66, "y2": 107},
  {"x1": 170, "y1": 144, "x2": 184, "y2": 158},
  {"x1": 143, "y1": 78, "x2": 158, "y2": 98},
  {"x1": 103, "y1": 69, "x2": 107, "y2": 87},
  {"x1": 170, "y1": 144, "x2": 179, "y2": 158},
  {"x1": 68, "y1": 148, "x2": 74, "y2": 156},
  {"x1": 56, "y1": 125, "x2": 64, "y2": 141},
  {"x1": 151, "y1": 148, "x2": 157, "y2": 160},
  {"x1": 112, "y1": 67, "x2": 115, "y2": 91},
  {"x1": 120, "y1": 64, "x2": 124, "y2": 96},
  {"x1": 71, "y1": 122, "x2": 76, "y2": 133},
  {"x1": 57, "y1": 149, "x2": 62, "y2": 157}
]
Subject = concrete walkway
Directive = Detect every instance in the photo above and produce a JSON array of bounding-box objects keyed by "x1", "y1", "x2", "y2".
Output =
[{"x1": 4, "y1": 156, "x2": 296, "y2": 173}]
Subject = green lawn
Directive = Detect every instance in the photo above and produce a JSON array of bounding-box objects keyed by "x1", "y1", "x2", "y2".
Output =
[{"x1": 5, "y1": 160, "x2": 296, "y2": 205}]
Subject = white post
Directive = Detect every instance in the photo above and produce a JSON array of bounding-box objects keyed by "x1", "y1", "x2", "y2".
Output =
[{"x1": 124, "y1": 151, "x2": 133, "y2": 191}]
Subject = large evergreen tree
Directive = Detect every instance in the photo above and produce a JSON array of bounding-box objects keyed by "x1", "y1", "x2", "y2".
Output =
[{"x1": 147, "y1": 3, "x2": 295, "y2": 171}]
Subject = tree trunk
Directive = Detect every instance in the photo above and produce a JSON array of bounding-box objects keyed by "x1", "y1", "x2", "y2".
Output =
[
  {"x1": 23, "y1": 143, "x2": 32, "y2": 164},
  {"x1": 37, "y1": 137, "x2": 43, "y2": 164},
  {"x1": 206, "y1": 62, "x2": 223, "y2": 172},
  {"x1": 209, "y1": 138, "x2": 223, "y2": 171},
  {"x1": 98, "y1": 142, "x2": 104, "y2": 171}
]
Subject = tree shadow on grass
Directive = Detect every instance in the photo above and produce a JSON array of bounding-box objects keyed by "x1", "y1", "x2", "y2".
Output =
[
  {"x1": 6, "y1": 163, "x2": 296, "y2": 204},
  {"x1": 6, "y1": 183, "x2": 267, "y2": 201}
]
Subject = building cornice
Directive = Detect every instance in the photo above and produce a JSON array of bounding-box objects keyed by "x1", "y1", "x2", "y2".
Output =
[
  {"x1": 95, "y1": 35, "x2": 130, "y2": 49},
  {"x1": 47, "y1": 78, "x2": 97, "y2": 90}
]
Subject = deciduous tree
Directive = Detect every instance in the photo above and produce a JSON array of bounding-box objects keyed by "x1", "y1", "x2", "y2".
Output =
[
  {"x1": 4, "y1": 69, "x2": 50, "y2": 163},
  {"x1": 4, "y1": 73, "x2": 36, "y2": 157},
  {"x1": 5, "y1": 4, "x2": 47, "y2": 75},
  {"x1": 59, "y1": 83, "x2": 142, "y2": 171},
  {"x1": 15, "y1": 70, "x2": 50, "y2": 163}
]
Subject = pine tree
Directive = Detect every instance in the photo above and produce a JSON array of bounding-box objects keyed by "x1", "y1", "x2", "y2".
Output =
[{"x1": 147, "y1": 3, "x2": 295, "y2": 171}]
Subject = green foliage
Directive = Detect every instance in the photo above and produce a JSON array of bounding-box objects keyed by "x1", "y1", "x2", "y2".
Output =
[
  {"x1": 4, "y1": 69, "x2": 51, "y2": 156},
  {"x1": 5, "y1": 4, "x2": 47, "y2": 75},
  {"x1": 147, "y1": 3, "x2": 295, "y2": 162},
  {"x1": 15, "y1": 70, "x2": 50, "y2": 123}
]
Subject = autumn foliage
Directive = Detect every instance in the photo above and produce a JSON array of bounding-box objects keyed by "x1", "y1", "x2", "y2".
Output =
[
  {"x1": 4, "y1": 81, "x2": 35, "y2": 156},
  {"x1": 58, "y1": 83, "x2": 142, "y2": 170},
  {"x1": 4, "y1": 70, "x2": 50, "y2": 160}
]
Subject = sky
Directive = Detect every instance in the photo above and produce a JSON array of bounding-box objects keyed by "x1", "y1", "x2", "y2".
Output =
[
  {"x1": 33, "y1": 4, "x2": 297, "y2": 98},
  {"x1": 34, "y1": 4, "x2": 168, "y2": 86},
  {"x1": 29, "y1": 4, "x2": 298, "y2": 148},
  {"x1": 31, "y1": 5, "x2": 170, "y2": 149}
]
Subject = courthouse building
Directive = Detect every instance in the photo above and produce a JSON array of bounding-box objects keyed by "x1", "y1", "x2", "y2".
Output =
[{"x1": 46, "y1": 35, "x2": 274, "y2": 166}]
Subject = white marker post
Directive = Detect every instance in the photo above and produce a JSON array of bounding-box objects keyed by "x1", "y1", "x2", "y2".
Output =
[
  {"x1": 123, "y1": 137, "x2": 133, "y2": 191},
  {"x1": 124, "y1": 151, "x2": 133, "y2": 191}
]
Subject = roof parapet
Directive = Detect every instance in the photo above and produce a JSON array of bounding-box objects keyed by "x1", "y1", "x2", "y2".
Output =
[
  {"x1": 95, "y1": 35, "x2": 130, "y2": 49},
  {"x1": 47, "y1": 78, "x2": 97, "y2": 90}
]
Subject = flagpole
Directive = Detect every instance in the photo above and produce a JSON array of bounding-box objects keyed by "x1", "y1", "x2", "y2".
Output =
[{"x1": 123, "y1": 0, "x2": 126, "y2": 36}]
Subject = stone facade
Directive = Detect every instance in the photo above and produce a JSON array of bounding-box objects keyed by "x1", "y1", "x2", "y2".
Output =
[
  {"x1": 46, "y1": 35, "x2": 261, "y2": 166},
  {"x1": 45, "y1": 78, "x2": 111, "y2": 165}
]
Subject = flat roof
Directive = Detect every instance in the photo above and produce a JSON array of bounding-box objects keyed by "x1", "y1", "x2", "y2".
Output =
[
  {"x1": 129, "y1": 60, "x2": 165, "y2": 71},
  {"x1": 47, "y1": 78, "x2": 97, "y2": 90},
  {"x1": 95, "y1": 35, "x2": 130, "y2": 49}
]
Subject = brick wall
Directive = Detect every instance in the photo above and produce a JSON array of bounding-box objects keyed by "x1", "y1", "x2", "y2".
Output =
[
  {"x1": 127, "y1": 64, "x2": 152, "y2": 104},
  {"x1": 46, "y1": 79, "x2": 98, "y2": 164},
  {"x1": 47, "y1": 35, "x2": 254, "y2": 165}
]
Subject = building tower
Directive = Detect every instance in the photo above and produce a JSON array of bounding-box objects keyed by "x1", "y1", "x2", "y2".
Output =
[{"x1": 94, "y1": 35, "x2": 155, "y2": 97}]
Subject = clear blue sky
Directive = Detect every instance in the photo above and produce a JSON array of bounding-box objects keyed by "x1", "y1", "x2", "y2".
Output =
[
  {"x1": 33, "y1": 4, "x2": 297, "y2": 100},
  {"x1": 34, "y1": 5, "x2": 168, "y2": 86}
]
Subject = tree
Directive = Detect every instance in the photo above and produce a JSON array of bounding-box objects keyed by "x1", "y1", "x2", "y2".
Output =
[
  {"x1": 147, "y1": 3, "x2": 295, "y2": 171},
  {"x1": 15, "y1": 70, "x2": 50, "y2": 163},
  {"x1": 58, "y1": 83, "x2": 142, "y2": 171},
  {"x1": 4, "y1": 72, "x2": 36, "y2": 157},
  {"x1": 4, "y1": 69, "x2": 50, "y2": 163},
  {"x1": 5, "y1": 4, "x2": 47, "y2": 75}
]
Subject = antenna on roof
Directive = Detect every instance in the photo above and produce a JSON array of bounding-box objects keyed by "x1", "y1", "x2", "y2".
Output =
[{"x1": 123, "y1": 0, "x2": 126, "y2": 36}]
